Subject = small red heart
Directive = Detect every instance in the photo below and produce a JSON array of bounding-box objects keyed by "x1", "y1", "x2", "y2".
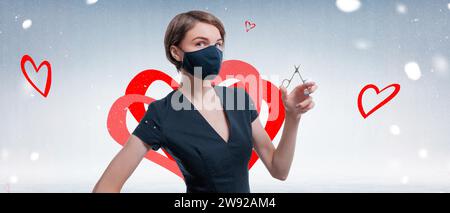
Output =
[
  {"x1": 20, "y1": 54, "x2": 52, "y2": 98},
  {"x1": 357, "y1": 83, "x2": 400, "y2": 119},
  {"x1": 245, "y1": 20, "x2": 256, "y2": 32},
  {"x1": 107, "y1": 60, "x2": 285, "y2": 180}
]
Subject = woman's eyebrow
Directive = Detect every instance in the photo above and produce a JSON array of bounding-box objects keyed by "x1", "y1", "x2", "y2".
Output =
[
  {"x1": 192, "y1": 36, "x2": 209, "y2": 42},
  {"x1": 191, "y1": 37, "x2": 223, "y2": 42}
]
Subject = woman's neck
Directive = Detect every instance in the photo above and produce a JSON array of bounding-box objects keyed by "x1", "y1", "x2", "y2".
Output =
[{"x1": 179, "y1": 72, "x2": 215, "y2": 102}]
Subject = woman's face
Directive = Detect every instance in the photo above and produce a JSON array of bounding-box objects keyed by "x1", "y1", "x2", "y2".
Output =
[{"x1": 171, "y1": 22, "x2": 224, "y2": 63}]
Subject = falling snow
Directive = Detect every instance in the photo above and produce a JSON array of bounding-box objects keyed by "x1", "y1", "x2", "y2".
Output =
[
  {"x1": 336, "y1": 0, "x2": 361, "y2": 13},
  {"x1": 1, "y1": 149, "x2": 9, "y2": 160},
  {"x1": 389, "y1": 125, "x2": 400, "y2": 135},
  {"x1": 2, "y1": 0, "x2": 450, "y2": 193},
  {"x1": 411, "y1": 18, "x2": 420, "y2": 23},
  {"x1": 86, "y1": 0, "x2": 98, "y2": 5},
  {"x1": 30, "y1": 152, "x2": 40, "y2": 161},
  {"x1": 404, "y1": 62, "x2": 422, "y2": 80},
  {"x1": 396, "y1": 3, "x2": 407, "y2": 14},
  {"x1": 9, "y1": 176, "x2": 18, "y2": 184},
  {"x1": 418, "y1": 149, "x2": 428, "y2": 159},
  {"x1": 431, "y1": 55, "x2": 449, "y2": 74},
  {"x1": 401, "y1": 176, "x2": 409, "y2": 184},
  {"x1": 22, "y1": 19, "x2": 32, "y2": 29},
  {"x1": 353, "y1": 38, "x2": 372, "y2": 50}
]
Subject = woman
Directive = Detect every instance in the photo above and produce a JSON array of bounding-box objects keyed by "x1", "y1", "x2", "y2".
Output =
[{"x1": 93, "y1": 10, "x2": 317, "y2": 193}]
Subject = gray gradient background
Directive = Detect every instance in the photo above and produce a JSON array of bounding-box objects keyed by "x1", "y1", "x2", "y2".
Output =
[{"x1": 1, "y1": 0, "x2": 449, "y2": 192}]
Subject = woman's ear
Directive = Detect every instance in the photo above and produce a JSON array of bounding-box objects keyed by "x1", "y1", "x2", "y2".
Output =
[{"x1": 170, "y1": 45, "x2": 183, "y2": 62}]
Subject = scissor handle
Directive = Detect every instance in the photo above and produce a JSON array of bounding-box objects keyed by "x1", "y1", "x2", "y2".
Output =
[
  {"x1": 281, "y1": 79, "x2": 291, "y2": 88},
  {"x1": 280, "y1": 64, "x2": 309, "y2": 91}
]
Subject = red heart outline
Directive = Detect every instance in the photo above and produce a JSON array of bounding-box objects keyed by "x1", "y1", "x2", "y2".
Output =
[
  {"x1": 357, "y1": 83, "x2": 400, "y2": 119},
  {"x1": 20, "y1": 54, "x2": 52, "y2": 98},
  {"x1": 107, "y1": 60, "x2": 285, "y2": 180},
  {"x1": 245, "y1": 20, "x2": 256, "y2": 32},
  {"x1": 107, "y1": 94, "x2": 183, "y2": 178}
]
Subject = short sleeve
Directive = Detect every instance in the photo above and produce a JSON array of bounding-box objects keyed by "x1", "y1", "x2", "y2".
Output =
[
  {"x1": 132, "y1": 102, "x2": 164, "y2": 151},
  {"x1": 242, "y1": 89, "x2": 259, "y2": 123}
]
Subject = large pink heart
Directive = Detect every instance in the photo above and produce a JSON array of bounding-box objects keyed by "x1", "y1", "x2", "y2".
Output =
[{"x1": 107, "y1": 60, "x2": 285, "y2": 180}]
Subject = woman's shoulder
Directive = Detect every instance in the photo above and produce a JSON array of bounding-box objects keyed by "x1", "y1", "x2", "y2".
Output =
[{"x1": 146, "y1": 90, "x2": 178, "y2": 118}]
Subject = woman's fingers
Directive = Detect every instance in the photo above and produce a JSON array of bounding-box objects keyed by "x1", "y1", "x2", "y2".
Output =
[
  {"x1": 292, "y1": 81, "x2": 314, "y2": 92},
  {"x1": 307, "y1": 84, "x2": 318, "y2": 94},
  {"x1": 296, "y1": 96, "x2": 313, "y2": 108},
  {"x1": 293, "y1": 81, "x2": 317, "y2": 95},
  {"x1": 306, "y1": 101, "x2": 315, "y2": 110},
  {"x1": 299, "y1": 101, "x2": 315, "y2": 114}
]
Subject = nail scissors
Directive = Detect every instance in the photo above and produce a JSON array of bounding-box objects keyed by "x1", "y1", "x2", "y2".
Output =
[{"x1": 281, "y1": 64, "x2": 311, "y2": 95}]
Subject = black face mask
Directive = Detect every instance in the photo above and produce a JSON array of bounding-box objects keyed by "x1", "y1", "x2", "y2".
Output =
[{"x1": 180, "y1": 45, "x2": 223, "y2": 80}]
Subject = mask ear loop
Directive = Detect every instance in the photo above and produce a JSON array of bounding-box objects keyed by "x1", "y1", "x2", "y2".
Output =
[
  {"x1": 176, "y1": 46, "x2": 185, "y2": 88},
  {"x1": 178, "y1": 46, "x2": 191, "y2": 83},
  {"x1": 178, "y1": 46, "x2": 185, "y2": 69}
]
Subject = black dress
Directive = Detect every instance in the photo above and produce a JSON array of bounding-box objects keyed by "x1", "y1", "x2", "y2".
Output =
[{"x1": 132, "y1": 85, "x2": 259, "y2": 193}]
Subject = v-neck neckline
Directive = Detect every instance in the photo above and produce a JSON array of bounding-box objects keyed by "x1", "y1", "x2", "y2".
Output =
[{"x1": 176, "y1": 85, "x2": 232, "y2": 145}]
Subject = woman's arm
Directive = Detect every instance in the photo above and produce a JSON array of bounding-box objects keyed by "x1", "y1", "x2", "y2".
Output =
[
  {"x1": 251, "y1": 82, "x2": 317, "y2": 181},
  {"x1": 92, "y1": 135, "x2": 152, "y2": 192}
]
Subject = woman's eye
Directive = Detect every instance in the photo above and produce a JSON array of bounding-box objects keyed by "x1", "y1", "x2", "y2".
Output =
[{"x1": 196, "y1": 42, "x2": 206, "y2": 47}]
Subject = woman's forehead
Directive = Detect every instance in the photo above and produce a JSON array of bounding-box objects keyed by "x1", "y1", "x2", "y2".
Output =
[{"x1": 185, "y1": 22, "x2": 222, "y2": 41}]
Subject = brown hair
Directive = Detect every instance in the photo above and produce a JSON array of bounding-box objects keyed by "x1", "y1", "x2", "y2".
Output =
[{"x1": 164, "y1": 10, "x2": 226, "y2": 72}]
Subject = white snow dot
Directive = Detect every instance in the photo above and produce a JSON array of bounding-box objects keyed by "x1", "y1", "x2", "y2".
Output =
[
  {"x1": 389, "y1": 125, "x2": 400, "y2": 135},
  {"x1": 396, "y1": 3, "x2": 407, "y2": 14},
  {"x1": 22, "y1": 19, "x2": 32, "y2": 29},
  {"x1": 448, "y1": 3, "x2": 450, "y2": 10},
  {"x1": 96, "y1": 105, "x2": 101, "y2": 110},
  {"x1": 336, "y1": 0, "x2": 361, "y2": 13},
  {"x1": 9, "y1": 175, "x2": 18, "y2": 184},
  {"x1": 30, "y1": 152, "x2": 40, "y2": 161},
  {"x1": 432, "y1": 55, "x2": 448, "y2": 73},
  {"x1": 401, "y1": 176, "x2": 409, "y2": 184},
  {"x1": 404, "y1": 62, "x2": 422, "y2": 80},
  {"x1": 1, "y1": 149, "x2": 9, "y2": 160},
  {"x1": 86, "y1": 0, "x2": 98, "y2": 5},
  {"x1": 418, "y1": 149, "x2": 428, "y2": 159},
  {"x1": 353, "y1": 39, "x2": 372, "y2": 50}
]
